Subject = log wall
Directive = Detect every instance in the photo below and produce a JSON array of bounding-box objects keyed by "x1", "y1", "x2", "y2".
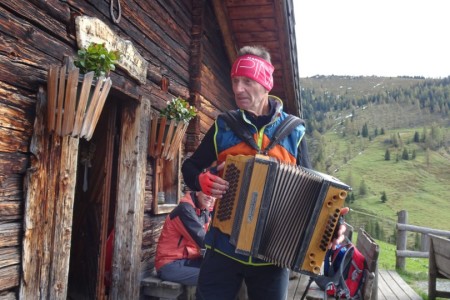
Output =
[{"x1": 0, "y1": 0, "x2": 234, "y2": 296}]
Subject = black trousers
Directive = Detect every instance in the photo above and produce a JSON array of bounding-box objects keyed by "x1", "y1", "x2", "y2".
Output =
[{"x1": 196, "y1": 250, "x2": 289, "y2": 300}]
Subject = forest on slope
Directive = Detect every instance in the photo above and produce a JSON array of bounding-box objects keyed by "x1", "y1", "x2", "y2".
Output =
[{"x1": 299, "y1": 75, "x2": 450, "y2": 240}]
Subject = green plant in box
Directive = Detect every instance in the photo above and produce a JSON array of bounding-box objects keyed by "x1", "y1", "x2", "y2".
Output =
[
  {"x1": 160, "y1": 97, "x2": 197, "y2": 122},
  {"x1": 74, "y1": 43, "x2": 121, "y2": 78}
]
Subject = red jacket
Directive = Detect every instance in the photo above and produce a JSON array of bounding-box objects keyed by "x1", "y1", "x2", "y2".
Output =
[{"x1": 155, "y1": 192, "x2": 211, "y2": 270}]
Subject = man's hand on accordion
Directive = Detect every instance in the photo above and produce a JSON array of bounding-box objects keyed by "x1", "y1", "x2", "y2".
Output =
[
  {"x1": 330, "y1": 207, "x2": 350, "y2": 250},
  {"x1": 198, "y1": 162, "x2": 229, "y2": 199}
]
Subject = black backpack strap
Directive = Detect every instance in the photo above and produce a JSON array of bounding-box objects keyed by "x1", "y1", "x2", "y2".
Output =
[
  {"x1": 220, "y1": 111, "x2": 260, "y2": 152},
  {"x1": 263, "y1": 115, "x2": 305, "y2": 154}
]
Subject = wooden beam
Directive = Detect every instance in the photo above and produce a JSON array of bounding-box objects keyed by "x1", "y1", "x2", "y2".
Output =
[
  {"x1": 109, "y1": 96, "x2": 150, "y2": 299},
  {"x1": 187, "y1": 0, "x2": 206, "y2": 151},
  {"x1": 212, "y1": 0, "x2": 237, "y2": 64},
  {"x1": 273, "y1": 0, "x2": 299, "y2": 115},
  {"x1": 20, "y1": 88, "x2": 79, "y2": 299}
]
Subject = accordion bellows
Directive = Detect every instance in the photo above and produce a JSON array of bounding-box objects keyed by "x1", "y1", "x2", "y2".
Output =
[{"x1": 212, "y1": 154, "x2": 351, "y2": 275}]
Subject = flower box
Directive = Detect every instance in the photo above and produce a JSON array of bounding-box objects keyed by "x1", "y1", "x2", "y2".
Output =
[
  {"x1": 147, "y1": 115, "x2": 189, "y2": 161},
  {"x1": 46, "y1": 61, "x2": 112, "y2": 141}
]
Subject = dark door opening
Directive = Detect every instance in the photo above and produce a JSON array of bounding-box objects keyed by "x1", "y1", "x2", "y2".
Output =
[{"x1": 68, "y1": 98, "x2": 120, "y2": 299}]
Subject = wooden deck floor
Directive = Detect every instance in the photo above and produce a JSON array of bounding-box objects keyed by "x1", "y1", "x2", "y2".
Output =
[
  {"x1": 378, "y1": 270, "x2": 423, "y2": 300},
  {"x1": 288, "y1": 270, "x2": 423, "y2": 300}
]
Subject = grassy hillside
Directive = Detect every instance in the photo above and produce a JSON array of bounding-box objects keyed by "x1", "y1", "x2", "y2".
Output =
[
  {"x1": 300, "y1": 75, "x2": 450, "y2": 232},
  {"x1": 327, "y1": 125, "x2": 450, "y2": 231}
]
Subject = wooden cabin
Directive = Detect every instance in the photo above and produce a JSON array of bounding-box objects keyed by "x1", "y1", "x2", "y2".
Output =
[{"x1": 0, "y1": 0, "x2": 301, "y2": 299}]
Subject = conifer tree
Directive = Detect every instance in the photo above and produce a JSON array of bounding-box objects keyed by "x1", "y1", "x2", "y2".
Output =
[
  {"x1": 359, "y1": 179, "x2": 367, "y2": 196},
  {"x1": 381, "y1": 191, "x2": 387, "y2": 203},
  {"x1": 402, "y1": 148, "x2": 409, "y2": 160},
  {"x1": 413, "y1": 131, "x2": 420, "y2": 143},
  {"x1": 362, "y1": 123, "x2": 369, "y2": 137}
]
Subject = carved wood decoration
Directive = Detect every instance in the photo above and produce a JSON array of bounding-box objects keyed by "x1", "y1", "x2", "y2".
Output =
[{"x1": 75, "y1": 16, "x2": 148, "y2": 85}]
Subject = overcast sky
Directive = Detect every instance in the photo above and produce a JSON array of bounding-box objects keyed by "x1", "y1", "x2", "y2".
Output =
[{"x1": 294, "y1": 0, "x2": 450, "y2": 78}]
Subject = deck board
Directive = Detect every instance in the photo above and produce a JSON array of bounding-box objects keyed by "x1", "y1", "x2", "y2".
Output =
[
  {"x1": 379, "y1": 270, "x2": 423, "y2": 300},
  {"x1": 289, "y1": 270, "x2": 423, "y2": 300}
]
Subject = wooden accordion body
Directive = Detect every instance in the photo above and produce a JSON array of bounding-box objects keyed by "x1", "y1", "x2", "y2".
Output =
[{"x1": 212, "y1": 154, "x2": 351, "y2": 275}]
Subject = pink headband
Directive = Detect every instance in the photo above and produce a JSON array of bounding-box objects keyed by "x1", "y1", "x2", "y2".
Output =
[{"x1": 231, "y1": 54, "x2": 274, "y2": 91}]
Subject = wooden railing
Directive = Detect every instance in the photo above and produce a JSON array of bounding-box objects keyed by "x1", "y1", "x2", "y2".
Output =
[{"x1": 395, "y1": 210, "x2": 450, "y2": 270}]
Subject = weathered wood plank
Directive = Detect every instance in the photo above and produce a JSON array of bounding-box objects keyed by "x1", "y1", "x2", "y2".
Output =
[
  {"x1": 388, "y1": 270, "x2": 423, "y2": 300},
  {"x1": 21, "y1": 88, "x2": 52, "y2": 299},
  {"x1": 0, "y1": 153, "x2": 28, "y2": 174},
  {"x1": 432, "y1": 239, "x2": 450, "y2": 277},
  {"x1": 234, "y1": 31, "x2": 279, "y2": 42},
  {"x1": 0, "y1": 265, "x2": 19, "y2": 292},
  {"x1": 0, "y1": 55, "x2": 47, "y2": 93},
  {"x1": 0, "y1": 81, "x2": 36, "y2": 111},
  {"x1": 0, "y1": 6, "x2": 74, "y2": 63},
  {"x1": 356, "y1": 228, "x2": 379, "y2": 300},
  {"x1": 376, "y1": 269, "x2": 390, "y2": 300},
  {"x1": 21, "y1": 88, "x2": 79, "y2": 299},
  {"x1": 1, "y1": 0, "x2": 71, "y2": 43},
  {"x1": 0, "y1": 174, "x2": 23, "y2": 202},
  {"x1": 0, "y1": 102, "x2": 33, "y2": 133},
  {"x1": 110, "y1": 97, "x2": 150, "y2": 299},
  {"x1": 0, "y1": 290, "x2": 16, "y2": 300},
  {"x1": 231, "y1": 18, "x2": 276, "y2": 32},
  {"x1": 0, "y1": 127, "x2": 30, "y2": 153},
  {"x1": 378, "y1": 270, "x2": 422, "y2": 300},
  {"x1": 26, "y1": 0, "x2": 71, "y2": 24},
  {"x1": 228, "y1": 5, "x2": 274, "y2": 19},
  {"x1": 48, "y1": 136, "x2": 79, "y2": 300},
  {"x1": 123, "y1": 1, "x2": 191, "y2": 62},
  {"x1": 397, "y1": 250, "x2": 429, "y2": 258},
  {"x1": 154, "y1": 0, "x2": 192, "y2": 37},
  {"x1": 397, "y1": 223, "x2": 450, "y2": 238},
  {"x1": 0, "y1": 247, "x2": 20, "y2": 269},
  {"x1": 0, "y1": 223, "x2": 20, "y2": 248},
  {"x1": 0, "y1": 203, "x2": 21, "y2": 221},
  {"x1": 357, "y1": 228, "x2": 379, "y2": 272}
]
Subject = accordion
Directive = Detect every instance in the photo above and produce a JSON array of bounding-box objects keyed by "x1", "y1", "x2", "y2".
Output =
[{"x1": 212, "y1": 154, "x2": 351, "y2": 275}]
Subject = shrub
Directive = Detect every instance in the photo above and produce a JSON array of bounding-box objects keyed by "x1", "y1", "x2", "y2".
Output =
[
  {"x1": 160, "y1": 97, "x2": 197, "y2": 122},
  {"x1": 74, "y1": 43, "x2": 121, "y2": 78}
]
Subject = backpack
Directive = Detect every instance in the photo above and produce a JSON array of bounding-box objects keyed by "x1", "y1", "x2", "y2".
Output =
[
  {"x1": 219, "y1": 111, "x2": 304, "y2": 154},
  {"x1": 308, "y1": 242, "x2": 367, "y2": 300}
]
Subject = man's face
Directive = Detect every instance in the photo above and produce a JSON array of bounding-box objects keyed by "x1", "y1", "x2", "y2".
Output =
[{"x1": 232, "y1": 76, "x2": 268, "y2": 116}]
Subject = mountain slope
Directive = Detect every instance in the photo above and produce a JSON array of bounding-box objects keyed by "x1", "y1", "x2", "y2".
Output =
[{"x1": 299, "y1": 75, "x2": 450, "y2": 232}]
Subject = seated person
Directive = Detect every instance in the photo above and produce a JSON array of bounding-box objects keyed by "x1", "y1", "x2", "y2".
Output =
[{"x1": 154, "y1": 191, "x2": 215, "y2": 286}]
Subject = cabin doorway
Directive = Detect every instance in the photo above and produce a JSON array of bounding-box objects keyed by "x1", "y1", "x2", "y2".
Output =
[{"x1": 68, "y1": 96, "x2": 121, "y2": 299}]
